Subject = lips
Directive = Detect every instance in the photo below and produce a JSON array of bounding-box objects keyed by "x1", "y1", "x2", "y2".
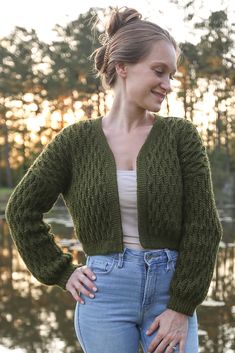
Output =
[{"x1": 151, "y1": 91, "x2": 166, "y2": 101}]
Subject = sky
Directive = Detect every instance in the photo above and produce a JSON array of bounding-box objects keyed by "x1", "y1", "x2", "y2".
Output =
[{"x1": 0, "y1": 0, "x2": 234, "y2": 45}]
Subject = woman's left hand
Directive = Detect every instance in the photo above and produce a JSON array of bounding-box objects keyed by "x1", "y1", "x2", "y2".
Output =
[{"x1": 146, "y1": 309, "x2": 188, "y2": 353}]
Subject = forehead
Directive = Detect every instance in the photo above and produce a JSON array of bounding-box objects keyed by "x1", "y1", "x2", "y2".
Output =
[{"x1": 144, "y1": 40, "x2": 177, "y2": 71}]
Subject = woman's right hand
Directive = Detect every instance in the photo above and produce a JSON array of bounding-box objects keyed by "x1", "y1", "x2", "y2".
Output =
[{"x1": 65, "y1": 265, "x2": 98, "y2": 304}]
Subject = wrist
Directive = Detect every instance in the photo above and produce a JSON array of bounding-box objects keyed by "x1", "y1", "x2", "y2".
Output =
[{"x1": 167, "y1": 308, "x2": 189, "y2": 318}]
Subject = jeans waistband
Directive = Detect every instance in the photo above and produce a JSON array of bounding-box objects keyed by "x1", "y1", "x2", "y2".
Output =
[{"x1": 87, "y1": 246, "x2": 179, "y2": 270}]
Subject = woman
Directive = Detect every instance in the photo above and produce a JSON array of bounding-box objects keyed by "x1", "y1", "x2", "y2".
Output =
[{"x1": 5, "y1": 7, "x2": 223, "y2": 353}]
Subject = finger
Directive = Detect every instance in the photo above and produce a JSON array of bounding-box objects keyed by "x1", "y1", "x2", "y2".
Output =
[
  {"x1": 166, "y1": 342, "x2": 179, "y2": 352},
  {"x1": 179, "y1": 338, "x2": 186, "y2": 353},
  {"x1": 82, "y1": 267, "x2": 98, "y2": 291},
  {"x1": 83, "y1": 265, "x2": 97, "y2": 280},
  {"x1": 146, "y1": 317, "x2": 160, "y2": 335},
  {"x1": 72, "y1": 278, "x2": 96, "y2": 299},
  {"x1": 154, "y1": 338, "x2": 175, "y2": 353},
  {"x1": 147, "y1": 331, "x2": 164, "y2": 353},
  {"x1": 68, "y1": 286, "x2": 85, "y2": 304},
  {"x1": 78, "y1": 271, "x2": 97, "y2": 291}
]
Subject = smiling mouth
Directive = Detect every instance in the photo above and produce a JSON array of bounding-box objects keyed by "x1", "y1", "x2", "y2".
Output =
[{"x1": 151, "y1": 91, "x2": 166, "y2": 101}]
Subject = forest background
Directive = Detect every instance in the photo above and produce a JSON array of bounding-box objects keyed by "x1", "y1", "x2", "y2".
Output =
[{"x1": 0, "y1": 1, "x2": 235, "y2": 207}]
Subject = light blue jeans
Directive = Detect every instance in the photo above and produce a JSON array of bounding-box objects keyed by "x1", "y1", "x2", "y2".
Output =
[{"x1": 74, "y1": 247, "x2": 199, "y2": 353}]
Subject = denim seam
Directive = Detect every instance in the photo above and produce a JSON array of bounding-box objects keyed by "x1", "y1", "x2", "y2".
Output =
[
  {"x1": 76, "y1": 304, "x2": 88, "y2": 353},
  {"x1": 140, "y1": 327, "x2": 149, "y2": 353}
]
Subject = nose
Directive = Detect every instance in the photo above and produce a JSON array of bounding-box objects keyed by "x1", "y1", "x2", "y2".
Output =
[{"x1": 160, "y1": 77, "x2": 172, "y2": 94}]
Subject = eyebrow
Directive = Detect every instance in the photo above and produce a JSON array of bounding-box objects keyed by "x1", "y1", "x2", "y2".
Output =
[{"x1": 151, "y1": 61, "x2": 177, "y2": 73}]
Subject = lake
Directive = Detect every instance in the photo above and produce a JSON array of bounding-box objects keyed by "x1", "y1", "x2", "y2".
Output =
[{"x1": 0, "y1": 204, "x2": 234, "y2": 353}]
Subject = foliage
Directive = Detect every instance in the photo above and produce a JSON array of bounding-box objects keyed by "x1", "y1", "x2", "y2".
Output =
[{"x1": 0, "y1": 5, "x2": 234, "y2": 203}]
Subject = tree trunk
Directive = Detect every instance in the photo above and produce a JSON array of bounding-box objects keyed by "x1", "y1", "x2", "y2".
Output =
[{"x1": 3, "y1": 117, "x2": 13, "y2": 187}]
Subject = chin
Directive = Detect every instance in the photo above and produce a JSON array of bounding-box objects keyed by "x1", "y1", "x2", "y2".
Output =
[
  {"x1": 146, "y1": 101, "x2": 162, "y2": 112},
  {"x1": 139, "y1": 101, "x2": 162, "y2": 112},
  {"x1": 150, "y1": 105, "x2": 161, "y2": 113}
]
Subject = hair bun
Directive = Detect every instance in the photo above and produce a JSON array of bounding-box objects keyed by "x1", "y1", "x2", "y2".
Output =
[{"x1": 106, "y1": 7, "x2": 142, "y2": 38}]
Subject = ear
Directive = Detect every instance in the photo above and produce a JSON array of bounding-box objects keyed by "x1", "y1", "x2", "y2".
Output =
[{"x1": 115, "y1": 62, "x2": 128, "y2": 78}]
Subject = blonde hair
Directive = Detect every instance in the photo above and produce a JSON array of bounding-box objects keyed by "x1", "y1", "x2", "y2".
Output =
[{"x1": 91, "y1": 7, "x2": 179, "y2": 90}]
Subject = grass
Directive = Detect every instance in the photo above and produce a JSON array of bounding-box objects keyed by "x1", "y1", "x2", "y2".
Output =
[{"x1": 0, "y1": 187, "x2": 13, "y2": 195}]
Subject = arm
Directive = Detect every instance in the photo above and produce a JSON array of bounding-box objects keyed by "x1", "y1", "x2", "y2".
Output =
[
  {"x1": 167, "y1": 119, "x2": 223, "y2": 316},
  {"x1": 5, "y1": 126, "x2": 79, "y2": 290}
]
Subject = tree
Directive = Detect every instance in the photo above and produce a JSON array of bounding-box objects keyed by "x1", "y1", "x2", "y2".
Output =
[
  {"x1": 43, "y1": 7, "x2": 104, "y2": 123},
  {"x1": 195, "y1": 10, "x2": 235, "y2": 163},
  {"x1": 0, "y1": 27, "x2": 47, "y2": 186}
]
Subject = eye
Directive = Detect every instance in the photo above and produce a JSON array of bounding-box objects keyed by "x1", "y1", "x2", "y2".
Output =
[
  {"x1": 154, "y1": 70, "x2": 163, "y2": 76},
  {"x1": 154, "y1": 69, "x2": 175, "y2": 80}
]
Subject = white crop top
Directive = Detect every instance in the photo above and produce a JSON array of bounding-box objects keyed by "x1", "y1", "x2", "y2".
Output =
[{"x1": 116, "y1": 170, "x2": 151, "y2": 250}]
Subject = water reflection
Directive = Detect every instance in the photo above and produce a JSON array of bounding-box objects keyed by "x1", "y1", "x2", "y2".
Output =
[
  {"x1": 0, "y1": 207, "x2": 234, "y2": 353},
  {"x1": 0, "y1": 213, "x2": 83, "y2": 353}
]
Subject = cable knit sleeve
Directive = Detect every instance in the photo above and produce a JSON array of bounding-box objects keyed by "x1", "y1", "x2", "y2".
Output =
[
  {"x1": 167, "y1": 118, "x2": 223, "y2": 316},
  {"x1": 5, "y1": 126, "x2": 79, "y2": 290}
]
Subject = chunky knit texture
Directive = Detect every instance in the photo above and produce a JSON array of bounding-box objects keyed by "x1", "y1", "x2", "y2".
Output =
[{"x1": 5, "y1": 115, "x2": 223, "y2": 316}]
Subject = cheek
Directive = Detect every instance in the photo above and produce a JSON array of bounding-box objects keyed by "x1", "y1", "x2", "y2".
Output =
[
  {"x1": 125, "y1": 72, "x2": 154, "y2": 99},
  {"x1": 125, "y1": 79, "x2": 140, "y2": 97}
]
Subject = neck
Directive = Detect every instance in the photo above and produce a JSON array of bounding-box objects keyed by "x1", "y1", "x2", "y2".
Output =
[{"x1": 103, "y1": 97, "x2": 154, "y2": 133}]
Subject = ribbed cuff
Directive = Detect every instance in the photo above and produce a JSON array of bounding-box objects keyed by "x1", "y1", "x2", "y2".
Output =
[
  {"x1": 55, "y1": 263, "x2": 80, "y2": 290},
  {"x1": 167, "y1": 297, "x2": 197, "y2": 317}
]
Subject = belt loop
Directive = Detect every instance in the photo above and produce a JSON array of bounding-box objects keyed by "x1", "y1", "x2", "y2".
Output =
[
  {"x1": 117, "y1": 247, "x2": 127, "y2": 268},
  {"x1": 165, "y1": 249, "x2": 174, "y2": 272}
]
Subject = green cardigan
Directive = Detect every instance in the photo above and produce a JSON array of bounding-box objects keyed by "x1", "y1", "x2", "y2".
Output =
[{"x1": 5, "y1": 115, "x2": 223, "y2": 316}]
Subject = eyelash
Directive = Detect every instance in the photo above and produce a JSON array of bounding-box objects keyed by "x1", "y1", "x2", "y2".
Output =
[{"x1": 155, "y1": 70, "x2": 175, "y2": 80}]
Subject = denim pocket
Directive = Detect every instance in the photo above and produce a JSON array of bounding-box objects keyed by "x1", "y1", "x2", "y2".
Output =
[{"x1": 87, "y1": 257, "x2": 116, "y2": 275}]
